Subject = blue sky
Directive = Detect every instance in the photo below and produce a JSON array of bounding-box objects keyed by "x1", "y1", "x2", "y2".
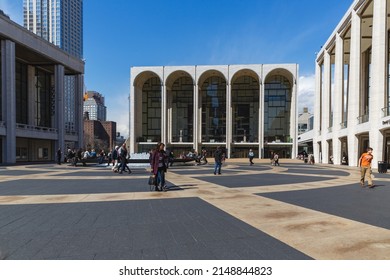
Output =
[{"x1": 1, "y1": 0, "x2": 353, "y2": 136}]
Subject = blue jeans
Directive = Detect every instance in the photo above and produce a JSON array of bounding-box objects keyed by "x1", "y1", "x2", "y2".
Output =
[
  {"x1": 214, "y1": 162, "x2": 222, "y2": 174},
  {"x1": 157, "y1": 168, "x2": 166, "y2": 187}
]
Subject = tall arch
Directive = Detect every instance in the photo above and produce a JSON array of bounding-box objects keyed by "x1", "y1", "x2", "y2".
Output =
[
  {"x1": 198, "y1": 70, "x2": 227, "y2": 143},
  {"x1": 231, "y1": 70, "x2": 260, "y2": 143},
  {"x1": 166, "y1": 71, "x2": 194, "y2": 143},
  {"x1": 133, "y1": 71, "x2": 162, "y2": 151},
  {"x1": 263, "y1": 69, "x2": 294, "y2": 158}
]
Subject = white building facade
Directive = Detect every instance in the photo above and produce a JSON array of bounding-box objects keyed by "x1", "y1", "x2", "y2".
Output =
[
  {"x1": 130, "y1": 64, "x2": 298, "y2": 159},
  {"x1": 314, "y1": 0, "x2": 390, "y2": 168}
]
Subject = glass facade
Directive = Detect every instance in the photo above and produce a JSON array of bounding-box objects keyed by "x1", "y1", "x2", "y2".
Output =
[
  {"x1": 264, "y1": 75, "x2": 291, "y2": 143},
  {"x1": 231, "y1": 75, "x2": 259, "y2": 143},
  {"x1": 35, "y1": 69, "x2": 52, "y2": 128},
  {"x1": 170, "y1": 76, "x2": 193, "y2": 142},
  {"x1": 64, "y1": 76, "x2": 76, "y2": 133},
  {"x1": 142, "y1": 77, "x2": 161, "y2": 142},
  {"x1": 201, "y1": 76, "x2": 226, "y2": 143},
  {"x1": 16, "y1": 61, "x2": 28, "y2": 124},
  {"x1": 361, "y1": 47, "x2": 371, "y2": 122},
  {"x1": 24, "y1": 0, "x2": 83, "y2": 59}
]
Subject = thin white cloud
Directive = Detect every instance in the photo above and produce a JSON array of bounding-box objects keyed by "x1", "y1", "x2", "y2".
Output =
[
  {"x1": 298, "y1": 74, "x2": 315, "y2": 114},
  {"x1": 0, "y1": 0, "x2": 23, "y2": 25}
]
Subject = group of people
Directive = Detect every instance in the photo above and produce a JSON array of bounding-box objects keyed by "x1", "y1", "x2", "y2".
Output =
[
  {"x1": 180, "y1": 149, "x2": 208, "y2": 165},
  {"x1": 110, "y1": 143, "x2": 132, "y2": 174},
  {"x1": 59, "y1": 143, "x2": 377, "y2": 191}
]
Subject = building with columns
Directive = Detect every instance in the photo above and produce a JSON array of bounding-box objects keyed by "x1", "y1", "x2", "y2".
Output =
[
  {"x1": 130, "y1": 64, "x2": 298, "y2": 159},
  {"x1": 0, "y1": 14, "x2": 84, "y2": 163},
  {"x1": 314, "y1": 0, "x2": 390, "y2": 169}
]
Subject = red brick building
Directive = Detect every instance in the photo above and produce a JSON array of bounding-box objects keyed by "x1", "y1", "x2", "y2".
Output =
[{"x1": 84, "y1": 120, "x2": 117, "y2": 151}]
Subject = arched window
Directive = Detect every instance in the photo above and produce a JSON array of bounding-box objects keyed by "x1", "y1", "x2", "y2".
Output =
[
  {"x1": 142, "y1": 77, "x2": 161, "y2": 142},
  {"x1": 201, "y1": 76, "x2": 226, "y2": 142},
  {"x1": 264, "y1": 75, "x2": 291, "y2": 143}
]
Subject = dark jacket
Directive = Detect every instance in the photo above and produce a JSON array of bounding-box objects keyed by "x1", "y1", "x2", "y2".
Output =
[
  {"x1": 151, "y1": 150, "x2": 167, "y2": 175},
  {"x1": 214, "y1": 148, "x2": 223, "y2": 163}
]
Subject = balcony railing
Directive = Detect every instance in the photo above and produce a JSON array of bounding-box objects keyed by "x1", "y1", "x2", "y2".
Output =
[
  {"x1": 382, "y1": 107, "x2": 390, "y2": 117},
  {"x1": 357, "y1": 114, "x2": 369, "y2": 124},
  {"x1": 340, "y1": 121, "x2": 348, "y2": 129},
  {"x1": 16, "y1": 123, "x2": 57, "y2": 133},
  {"x1": 327, "y1": 127, "x2": 333, "y2": 133},
  {"x1": 65, "y1": 130, "x2": 77, "y2": 136}
]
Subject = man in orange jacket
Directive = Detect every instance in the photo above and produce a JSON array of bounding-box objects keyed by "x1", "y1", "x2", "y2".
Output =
[{"x1": 358, "y1": 147, "x2": 374, "y2": 188}]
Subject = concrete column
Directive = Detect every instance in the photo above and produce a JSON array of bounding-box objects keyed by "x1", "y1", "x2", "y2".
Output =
[
  {"x1": 259, "y1": 65, "x2": 265, "y2": 158},
  {"x1": 258, "y1": 79, "x2": 263, "y2": 158},
  {"x1": 161, "y1": 81, "x2": 167, "y2": 145},
  {"x1": 129, "y1": 84, "x2": 135, "y2": 154},
  {"x1": 226, "y1": 78, "x2": 231, "y2": 158},
  {"x1": 75, "y1": 74, "x2": 84, "y2": 149},
  {"x1": 333, "y1": 34, "x2": 345, "y2": 165},
  {"x1": 2, "y1": 40, "x2": 16, "y2": 164},
  {"x1": 55, "y1": 65, "x2": 65, "y2": 154},
  {"x1": 369, "y1": 0, "x2": 387, "y2": 169},
  {"x1": 322, "y1": 51, "x2": 331, "y2": 163},
  {"x1": 193, "y1": 81, "x2": 198, "y2": 151},
  {"x1": 290, "y1": 65, "x2": 298, "y2": 159},
  {"x1": 347, "y1": 10, "x2": 362, "y2": 166},
  {"x1": 313, "y1": 62, "x2": 322, "y2": 163}
]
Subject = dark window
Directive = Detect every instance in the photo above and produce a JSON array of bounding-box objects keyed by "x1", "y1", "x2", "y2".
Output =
[
  {"x1": 264, "y1": 75, "x2": 292, "y2": 143},
  {"x1": 16, "y1": 61, "x2": 28, "y2": 124},
  {"x1": 201, "y1": 76, "x2": 226, "y2": 142},
  {"x1": 35, "y1": 68, "x2": 52, "y2": 128},
  {"x1": 142, "y1": 77, "x2": 161, "y2": 142}
]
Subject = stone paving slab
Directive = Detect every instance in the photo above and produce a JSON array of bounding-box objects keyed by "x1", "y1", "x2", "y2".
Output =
[
  {"x1": 0, "y1": 198, "x2": 311, "y2": 260},
  {"x1": 196, "y1": 173, "x2": 336, "y2": 188},
  {"x1": 281, "y1": 168, "x2": 349, "y2": 176},
  {"x1": 1, "y1": 160, "x2": 390, "y2": 260},
  {"x1": 259, "y1": 181, "x2": 390, "y2": 230},
  {"x1": 0, "y1": 179, "x2": 174, "y2": 196},
  {"x1": 0, "y1": 170, "x2": 56, "y2": 176},
  {"x1": 48, "y1": 169, "x2": 146, "y2": 177}
]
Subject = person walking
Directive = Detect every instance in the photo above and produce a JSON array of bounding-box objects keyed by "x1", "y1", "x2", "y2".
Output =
[
  {"x1": 56, "y1": 148, "x2": 62, "y2": 165},
  {"x1": 118, "y1": 143, "x2": 131, "y2": 174},
  {"x1": 359, "y1": 147, "x2": 374, "y2": 188},
  {"x1": 273, "y1": 152, "x2": 280, "y2": 166},
  {"x1": 248, "y1": 149, "x2": 254, "y2": 165},
  {"x1": 214, "y1": 146, "x2": 223, "y2": 175},
  {"x1": 151, "y1": 142, "x2": 168, "y2": 191},
  {"x1": 112, "y1": 146, "x2": 120, "y2": 172}
]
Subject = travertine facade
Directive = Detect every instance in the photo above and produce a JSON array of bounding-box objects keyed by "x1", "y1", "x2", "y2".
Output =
[
  {"x1": 130, "y1": 64, "x2": 298, "y2": 158},
  {"x1": 314, "y1": 0, "x2": 390, "y2": 169}
]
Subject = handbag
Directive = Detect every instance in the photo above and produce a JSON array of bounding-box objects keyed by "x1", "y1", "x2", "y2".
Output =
[{"x1": 148, "y1": 174, "x2": 156, "y2": 185}]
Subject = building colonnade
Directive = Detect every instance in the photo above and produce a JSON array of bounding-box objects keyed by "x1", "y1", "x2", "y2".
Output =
[
  {"x1": 130, "y1": 64, "x2": 298, "y2": 159},
  {"x1": 314, "y1": 0, "x2": 390, "y2": 169},
  {"x1": 0, "y1": 15, "x2": 84, "y2": 163}
]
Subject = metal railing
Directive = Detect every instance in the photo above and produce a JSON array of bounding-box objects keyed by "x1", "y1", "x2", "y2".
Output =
[
  {"x1": 382, "y1": 106, "x2": 390, "y2": 117},
  {"x1": 340, "y1": 121, "x2": 348, "y2": 129},
  {"x1": 357, "y1": 114, "x2": 369, "y2": 124},
  {"x1": 16, "y1": 123, "x2": 57, "y2": 133}
]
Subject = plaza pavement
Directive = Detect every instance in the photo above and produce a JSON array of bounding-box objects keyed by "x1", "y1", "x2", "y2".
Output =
[{"x1": 0, "y1": 158, "x2": 389, "y2": 260}]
